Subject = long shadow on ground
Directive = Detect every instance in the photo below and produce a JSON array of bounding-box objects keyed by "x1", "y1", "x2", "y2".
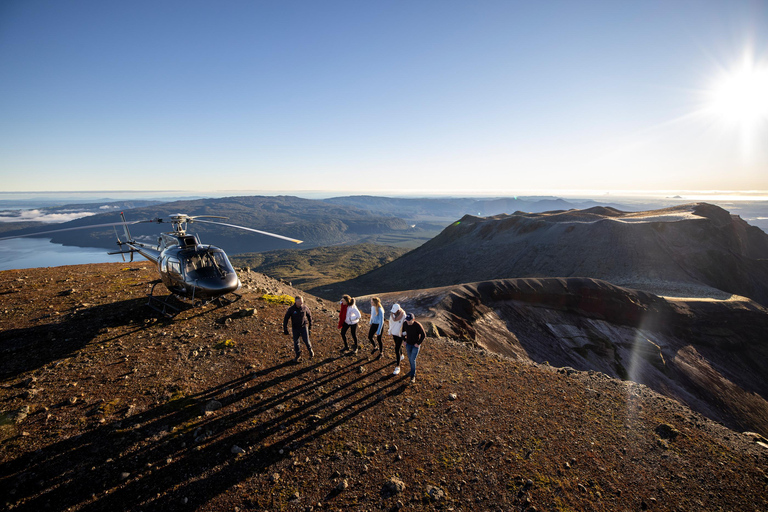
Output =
[{"x1": 0, "y1": 352, "x2": 409, "y2": 511}]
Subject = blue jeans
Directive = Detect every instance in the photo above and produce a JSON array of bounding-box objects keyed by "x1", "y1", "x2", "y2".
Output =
[{"x1": 406, "y1": 343, "x2": 420, "y2": 377}]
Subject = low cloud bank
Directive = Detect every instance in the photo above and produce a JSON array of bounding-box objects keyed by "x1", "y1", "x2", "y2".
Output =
[{"x1": 0, "y1": 210, "x2": 97, "y2": 223}]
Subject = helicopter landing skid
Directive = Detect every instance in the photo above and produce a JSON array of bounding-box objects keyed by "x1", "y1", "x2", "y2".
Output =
[
  {"x1": 147, "y1": 282, "x2": 184, "y2": 318},
  {"x1": 213, "y1": 292, "x2": 242, "y2": 307}
]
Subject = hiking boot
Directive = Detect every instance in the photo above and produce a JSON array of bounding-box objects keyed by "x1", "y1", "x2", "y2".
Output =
[
  {"x1": 410, "y1": 376, "x2": 416, "y2": 384},
  {"x1": 371, "y1": 347, "x2": 378, "y2": 355},
  {"x1": 375, "y1": 352, "x2": 382, "y2": 361},
  {"x1": 353, "y1": 345, "x2": 359, "y2": 355},
  {"x1": 393, "y1": 366, "x2": 401, "y2": 376},
  {"x1": 399, "y1": 354, "x2": 405, "y2": 362},
  {"x1": 294, "y1": 354, "x2": 302, "y2": 363},
  {"x1": 309, "y1": 349, "x2": 316, "y2": 359}
]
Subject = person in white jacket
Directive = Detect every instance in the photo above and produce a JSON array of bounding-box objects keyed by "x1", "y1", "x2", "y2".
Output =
[
  {"x1": 388, "y1": 303, "x2": 407, "y2": 375},
  {"x1": 341, "y1": 296, "x2": 362, "y2": 354}
]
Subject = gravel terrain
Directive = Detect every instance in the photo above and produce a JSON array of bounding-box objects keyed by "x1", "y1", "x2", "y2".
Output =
[{"x1": 1, "y1": 262, "x2": 767, "y2": 511}]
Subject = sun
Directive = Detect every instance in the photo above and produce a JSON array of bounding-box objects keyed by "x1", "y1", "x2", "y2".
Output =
[{"x1": 706, "y1": 57, "x2": 768, "y2": 129}]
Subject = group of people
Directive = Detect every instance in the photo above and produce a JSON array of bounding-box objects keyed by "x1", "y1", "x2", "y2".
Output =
[{"x1": 282, "y1": 294, "x2": 425, "y2": 383}]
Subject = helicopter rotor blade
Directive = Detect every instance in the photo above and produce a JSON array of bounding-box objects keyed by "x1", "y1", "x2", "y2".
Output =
[
  {"x1": 192, "y1": 219, "x2": 303, "y2": 244},
  {"x1": 0, "y1": 219, "x2": 160, "y2": 242}
]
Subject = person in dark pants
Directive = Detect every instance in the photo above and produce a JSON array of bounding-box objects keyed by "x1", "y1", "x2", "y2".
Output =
[
  {"x1": 283, "y1": 295, "x2": 314, "y2": 362},
  {"x1": 368, "y1": 297, "x2": 385, "y2": 358},
  {"x1": 402, "y1": 313, "x2": 425, "y2": 383},
  {"x1": 340, "y1": 295, "x2": 362, "y2": 354},
  {"x1": 388, "y1": 304, "x2": 406, "y2": 375}
]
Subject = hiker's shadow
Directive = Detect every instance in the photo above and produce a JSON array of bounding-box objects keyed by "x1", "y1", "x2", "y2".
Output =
[{"x1": 1, "y1": 352, "x2": 411, "y2": 512}]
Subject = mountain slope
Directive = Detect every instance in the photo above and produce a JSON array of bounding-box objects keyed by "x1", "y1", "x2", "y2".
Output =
[
  {"x1": 1, "y1": 263, "x2": 767, "y2": 511},
  {"x1": 317, "y1": 203, "x2": 768, "y2": 305},
  {"x1": 357, "y1": 277, "x2": 768, "y2": 437}
]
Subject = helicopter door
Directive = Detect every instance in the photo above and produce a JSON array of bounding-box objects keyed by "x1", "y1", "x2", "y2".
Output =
[{"x1": 168, "y1": 258, "x2": 182, "y2": 279}]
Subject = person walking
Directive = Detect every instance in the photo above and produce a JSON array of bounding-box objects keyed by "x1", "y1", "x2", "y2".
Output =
[
  {"x1": 402, "y1": 313, "x2": 426, "y2": 383},
  {"x1": 282, "y1": 295, "x2": 314, "y2": 363},
  {"x1": 388, "y1": 304, "x2": 407, "y2": 375},
  {"x1": 368, "y1": 297, "x2": 385, "y2": 359},
  {"x1": 340, "y1": 295, "x2": 362, "y2": 354},
  {"x1": 338, "y1": 294, "x2": 350, "y2": 351}
]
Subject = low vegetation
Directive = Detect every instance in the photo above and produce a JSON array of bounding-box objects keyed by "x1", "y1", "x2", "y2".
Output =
[{"x1": 232, "y1": 243, "x2": 408, "y2": 290}]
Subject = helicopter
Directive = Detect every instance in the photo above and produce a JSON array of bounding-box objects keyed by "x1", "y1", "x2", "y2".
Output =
[{"x1": 0, "y1": 212, "x2": 303, "y2": 316}]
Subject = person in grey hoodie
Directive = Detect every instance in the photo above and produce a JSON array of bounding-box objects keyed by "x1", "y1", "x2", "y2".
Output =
[{"x1": 388, "y1": 304, "x2": 406, "y2": 375}]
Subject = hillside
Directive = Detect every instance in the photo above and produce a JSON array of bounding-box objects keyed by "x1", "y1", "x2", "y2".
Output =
[
  {"x1": 1, "y1": 263, "x2": 768, "y2": 511},
  {"x1": 318, "y1": 203, "x2": 768, "y2": 305},
  {"x1": 230, "y1": 243, "x2": 409, "y2": 290},
  {"x1": 355, "y1": 277, "x2": 768, "y2": 437}
]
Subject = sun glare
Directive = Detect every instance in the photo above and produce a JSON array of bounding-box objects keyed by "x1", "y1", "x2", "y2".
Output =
[{"x1": 707, "y1": 57, "x2": 768, "y2": 128}]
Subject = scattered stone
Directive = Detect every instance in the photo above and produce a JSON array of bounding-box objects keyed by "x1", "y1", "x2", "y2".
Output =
[
  {"x1": 17, "y1": 377, "x2": 37, "y2": 388},
  {"x1": 238, "y1": 308, "x2": 256, "y2": 318},
  {"x1": 655, "y1": 423, "x2": 680, "y2": 441},
  {"x1": 425, "y1": 485, "x2": 445, "y2": 502},
  {"x1": 120, "y1": 472, "x2": 130, "y2": 480},
  {"x1": 448, "y1": 393, "x2": 458, "y2": 401},
  {"x1": 21, "y1": 389, "x2": 39, "y2": 399},
  {"x1": 358, "y1": 366, "x2": 366, "y2": 374},
  {"x1": 383, "y1": 477, "x2": 406, "y2": 497},
  {"x1": 231, "y1": 445, "x2": 246, "y2": 454},
  {"x1": 335, "y1": 479, "x2": 349, "y2": 492},
  {"x1": 270, "y1": 473, "x2": 280, "y2": 483},
  {"x1": 204, "y1": 400, "x2": 222, "y2": 413},
  {"x1": 13, "y1": 406, "x2": 30, "y2": 423}
]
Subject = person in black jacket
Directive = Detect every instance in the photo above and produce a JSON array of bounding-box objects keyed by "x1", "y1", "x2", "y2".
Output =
[
  {"x1": 283, "y1": 296, "x2": 314, "y2": 362},
  {"x1": 402, "y1": 313, "x2": 426, "y2": 383}
]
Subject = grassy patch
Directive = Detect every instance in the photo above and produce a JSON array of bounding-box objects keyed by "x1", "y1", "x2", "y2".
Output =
[
  {"x1": 214, "y1": 339, "x2": 236, "y2": 349},
  {"x1": 438, "y1": 448, "x2": 464, "y2": 468},
  {"x1": 261, "y1": 294, "x2": 295, "y2": 305}
]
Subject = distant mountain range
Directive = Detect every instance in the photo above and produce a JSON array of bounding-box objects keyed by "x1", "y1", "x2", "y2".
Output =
[
  {"x1": 1, "y1": 194, "x2": 619, "y2": 254},
  {"x1": 323, "y1": 194, "x2": 623, "y2": 221},
  {"x1": 315, "y1": 203, "x2": 768, "y2": 306},
  {"x1": 1, "y1": 196, "x2": 418, "y2": 253}
]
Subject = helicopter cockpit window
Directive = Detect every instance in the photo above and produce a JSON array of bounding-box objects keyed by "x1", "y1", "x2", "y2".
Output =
[
  {"x1": 183, "y1": 250, "x2": 233, "y2": 279},
  {"x1": 168, "y1": 259, "x2": 182, "y2": 276}
]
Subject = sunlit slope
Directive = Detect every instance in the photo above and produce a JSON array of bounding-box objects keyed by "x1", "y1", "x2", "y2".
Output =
[
  {"x1": 359, "y1": 276, "x2": 768, "y2": 437},
  {"x1": 318, "y1": 203, "x2": 768, "y2": 305}
]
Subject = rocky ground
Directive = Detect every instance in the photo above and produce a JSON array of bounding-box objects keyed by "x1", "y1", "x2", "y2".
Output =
[{"x1": 1, "y1": 262, "x2": 768, "y2": 511}]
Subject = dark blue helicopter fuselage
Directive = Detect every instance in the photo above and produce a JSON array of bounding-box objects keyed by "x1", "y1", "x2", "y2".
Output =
[{"x1": 157, "y1": 245, "x2": 241, "y2": 300}]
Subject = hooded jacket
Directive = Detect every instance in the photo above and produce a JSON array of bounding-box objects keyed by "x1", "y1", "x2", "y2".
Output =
[{"x1": 388, "y1": 309, "x2": 406, "y2": 336}]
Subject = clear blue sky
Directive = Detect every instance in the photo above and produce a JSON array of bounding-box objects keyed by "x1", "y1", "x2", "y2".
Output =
[{"x1": 1, "y1": 0, "x2": 766, "y2": 195}]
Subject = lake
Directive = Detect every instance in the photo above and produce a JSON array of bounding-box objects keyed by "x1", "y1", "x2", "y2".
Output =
[{"x1": 0, "y1": 238, "x2": 124, "y2": 271}]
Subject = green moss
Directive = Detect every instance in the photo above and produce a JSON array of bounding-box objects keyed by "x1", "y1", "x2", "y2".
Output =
[
  {"x1": 166, "y1": 390, "x2": 195, "y2": 411},
  {"x1": 214, "y1": 339, "x2": 236, "y2": 349},
  {"x1": 260, "y1": 294, "x2": 295, "y2": 305},
  {"x1": 438, "y1": 448, "x2": 463, "y2": 468}
]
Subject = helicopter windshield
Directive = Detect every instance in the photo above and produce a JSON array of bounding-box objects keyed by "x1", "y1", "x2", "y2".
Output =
[{"x1": 183, "y1": 249, "x2": 234, "y2": 279}]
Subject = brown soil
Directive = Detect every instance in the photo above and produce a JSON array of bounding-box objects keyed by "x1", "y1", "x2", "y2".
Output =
[{"x1": 1, "y1": 262, "x2": 767, "y2": 511}]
